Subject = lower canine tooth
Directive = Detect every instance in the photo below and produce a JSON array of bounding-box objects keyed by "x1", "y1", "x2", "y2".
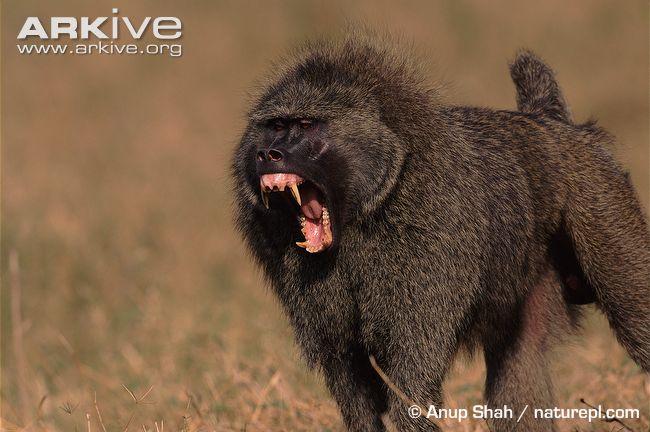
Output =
[{"x1": 295, "y1": 241, "x2": 309, "y2": 249}]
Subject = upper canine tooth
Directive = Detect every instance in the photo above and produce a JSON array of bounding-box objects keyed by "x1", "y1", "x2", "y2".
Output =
[
  {"x1": 260, "y1": 186, "x2": 269, "y2": 209},
  {"x1": 289, "y1": 183, "x2": 301, "y2": 205}
]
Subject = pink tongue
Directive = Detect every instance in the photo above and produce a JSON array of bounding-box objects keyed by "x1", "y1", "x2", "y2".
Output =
[
  {"x1": 300, "y1": 186, "x2": 323, "y2": 219},
  {"x1": 303, "y1": 217, "x2": 324, "y2": 248}
]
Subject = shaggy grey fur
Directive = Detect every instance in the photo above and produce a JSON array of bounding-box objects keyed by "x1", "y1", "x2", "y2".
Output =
[{"x1": 232, "y1": 38, "x2": 649, "y2": 431}]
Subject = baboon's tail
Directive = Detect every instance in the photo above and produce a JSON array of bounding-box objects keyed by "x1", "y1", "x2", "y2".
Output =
[
  {"x1": 509, "y1": 50, "x2": 571, "y2": 122},
  {"x1": 511, "y1": 50, "x2": 650, "y2": 371}
]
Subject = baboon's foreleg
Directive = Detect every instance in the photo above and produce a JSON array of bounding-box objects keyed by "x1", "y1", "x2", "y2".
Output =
[
  {"x1": 379, "y1": 306, "x2": 470, "y2": 431},
  {"x1": 321, "y1": 345, "x2": 388, "y2": 432}
]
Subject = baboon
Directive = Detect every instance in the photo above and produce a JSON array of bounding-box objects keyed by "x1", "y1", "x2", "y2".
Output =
[{"x1": 231, "y1": 36, "x2": 649, "y2": 431}]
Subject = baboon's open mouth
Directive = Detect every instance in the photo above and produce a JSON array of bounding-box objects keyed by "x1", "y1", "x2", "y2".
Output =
[{"x1": 260, "y1": 173, "x2": 333, "y2": 253}]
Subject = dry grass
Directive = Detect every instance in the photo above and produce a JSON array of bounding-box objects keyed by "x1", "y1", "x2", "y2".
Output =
[{"x1": 2, "y1": 1, "x2": 649, "y2": 431}]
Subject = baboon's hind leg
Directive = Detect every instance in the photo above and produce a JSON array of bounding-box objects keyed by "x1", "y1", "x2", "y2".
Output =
[
  {"x1": 483, "y1": 272, "x2": 572, "y2": 432},
  {"x1": 564, "y1": 142, "x2": 650, "y2": 370}
]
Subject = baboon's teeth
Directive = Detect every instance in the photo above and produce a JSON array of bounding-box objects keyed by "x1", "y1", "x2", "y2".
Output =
[
  {"x1": 289, "y1": 183, "x2": 301, "y2": 205},
  {"x1": 295, "y1": 241, "x2": 309, "y2": 249},
  {"x1": 261, "y1": 187, "x2": 270, "y2": 209}
]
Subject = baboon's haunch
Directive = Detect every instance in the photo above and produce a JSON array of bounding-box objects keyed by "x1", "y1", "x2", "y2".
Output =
[{"x1": 232, "y1": 37, "x2": 649, "y2": 431}]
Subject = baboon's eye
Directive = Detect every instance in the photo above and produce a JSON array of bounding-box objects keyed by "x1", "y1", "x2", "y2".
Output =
[
  {"x1": 299, "y1": 119, "x2": 313, "y2": 130},
  {"x1": 271, "y1": 120, "x2": 286, "y2": 132}
]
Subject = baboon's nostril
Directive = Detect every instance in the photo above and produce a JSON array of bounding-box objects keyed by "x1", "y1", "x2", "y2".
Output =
[
  {"x1": 257, "y1": 150, "x2": 266, "y2": 161},
  {"x1": 268, "y1": 149, "x2": 284, "y2": 162}
]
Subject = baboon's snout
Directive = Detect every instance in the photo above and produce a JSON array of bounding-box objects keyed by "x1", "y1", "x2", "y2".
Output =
[{"x1": 256, "y1": 148, "x2": 284, "y2": 163}]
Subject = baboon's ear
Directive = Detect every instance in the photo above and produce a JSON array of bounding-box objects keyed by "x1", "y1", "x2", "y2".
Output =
[{"x1": 356, "y1": 132, "x2": 407, "y2": 217}]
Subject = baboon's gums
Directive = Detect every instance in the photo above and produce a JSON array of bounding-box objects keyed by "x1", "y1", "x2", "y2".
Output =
[{"x1": 232, "y1": 38, "x2": 649, "y2": 431}]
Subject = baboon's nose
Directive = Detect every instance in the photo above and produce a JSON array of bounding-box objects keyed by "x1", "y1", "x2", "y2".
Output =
[{"x1": 257, "y1": 149, "x2": 284, "y2": 162}]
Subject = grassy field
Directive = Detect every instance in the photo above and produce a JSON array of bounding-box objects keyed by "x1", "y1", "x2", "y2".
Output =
[{"x1": 2, "y1": 1, "x2": 648, "y2": 431}]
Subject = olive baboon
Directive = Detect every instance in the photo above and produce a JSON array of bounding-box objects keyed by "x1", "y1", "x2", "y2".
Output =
[{"x1": 231, "y1": 37, "x2": 649, "y2": 431}]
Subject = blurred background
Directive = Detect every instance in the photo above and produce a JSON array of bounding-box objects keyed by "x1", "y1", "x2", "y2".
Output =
[{"x1": 2, "y1": 1, "x2": 648, "y2": 431}]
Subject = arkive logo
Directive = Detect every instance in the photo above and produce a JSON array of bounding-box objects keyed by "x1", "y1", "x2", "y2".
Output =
[
  {"x1": 16, "y1": 8, "x2": 183, "y2": 57},
  {"x1": 18, "y1": 8, "x2": 181, "y2": 40}
]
